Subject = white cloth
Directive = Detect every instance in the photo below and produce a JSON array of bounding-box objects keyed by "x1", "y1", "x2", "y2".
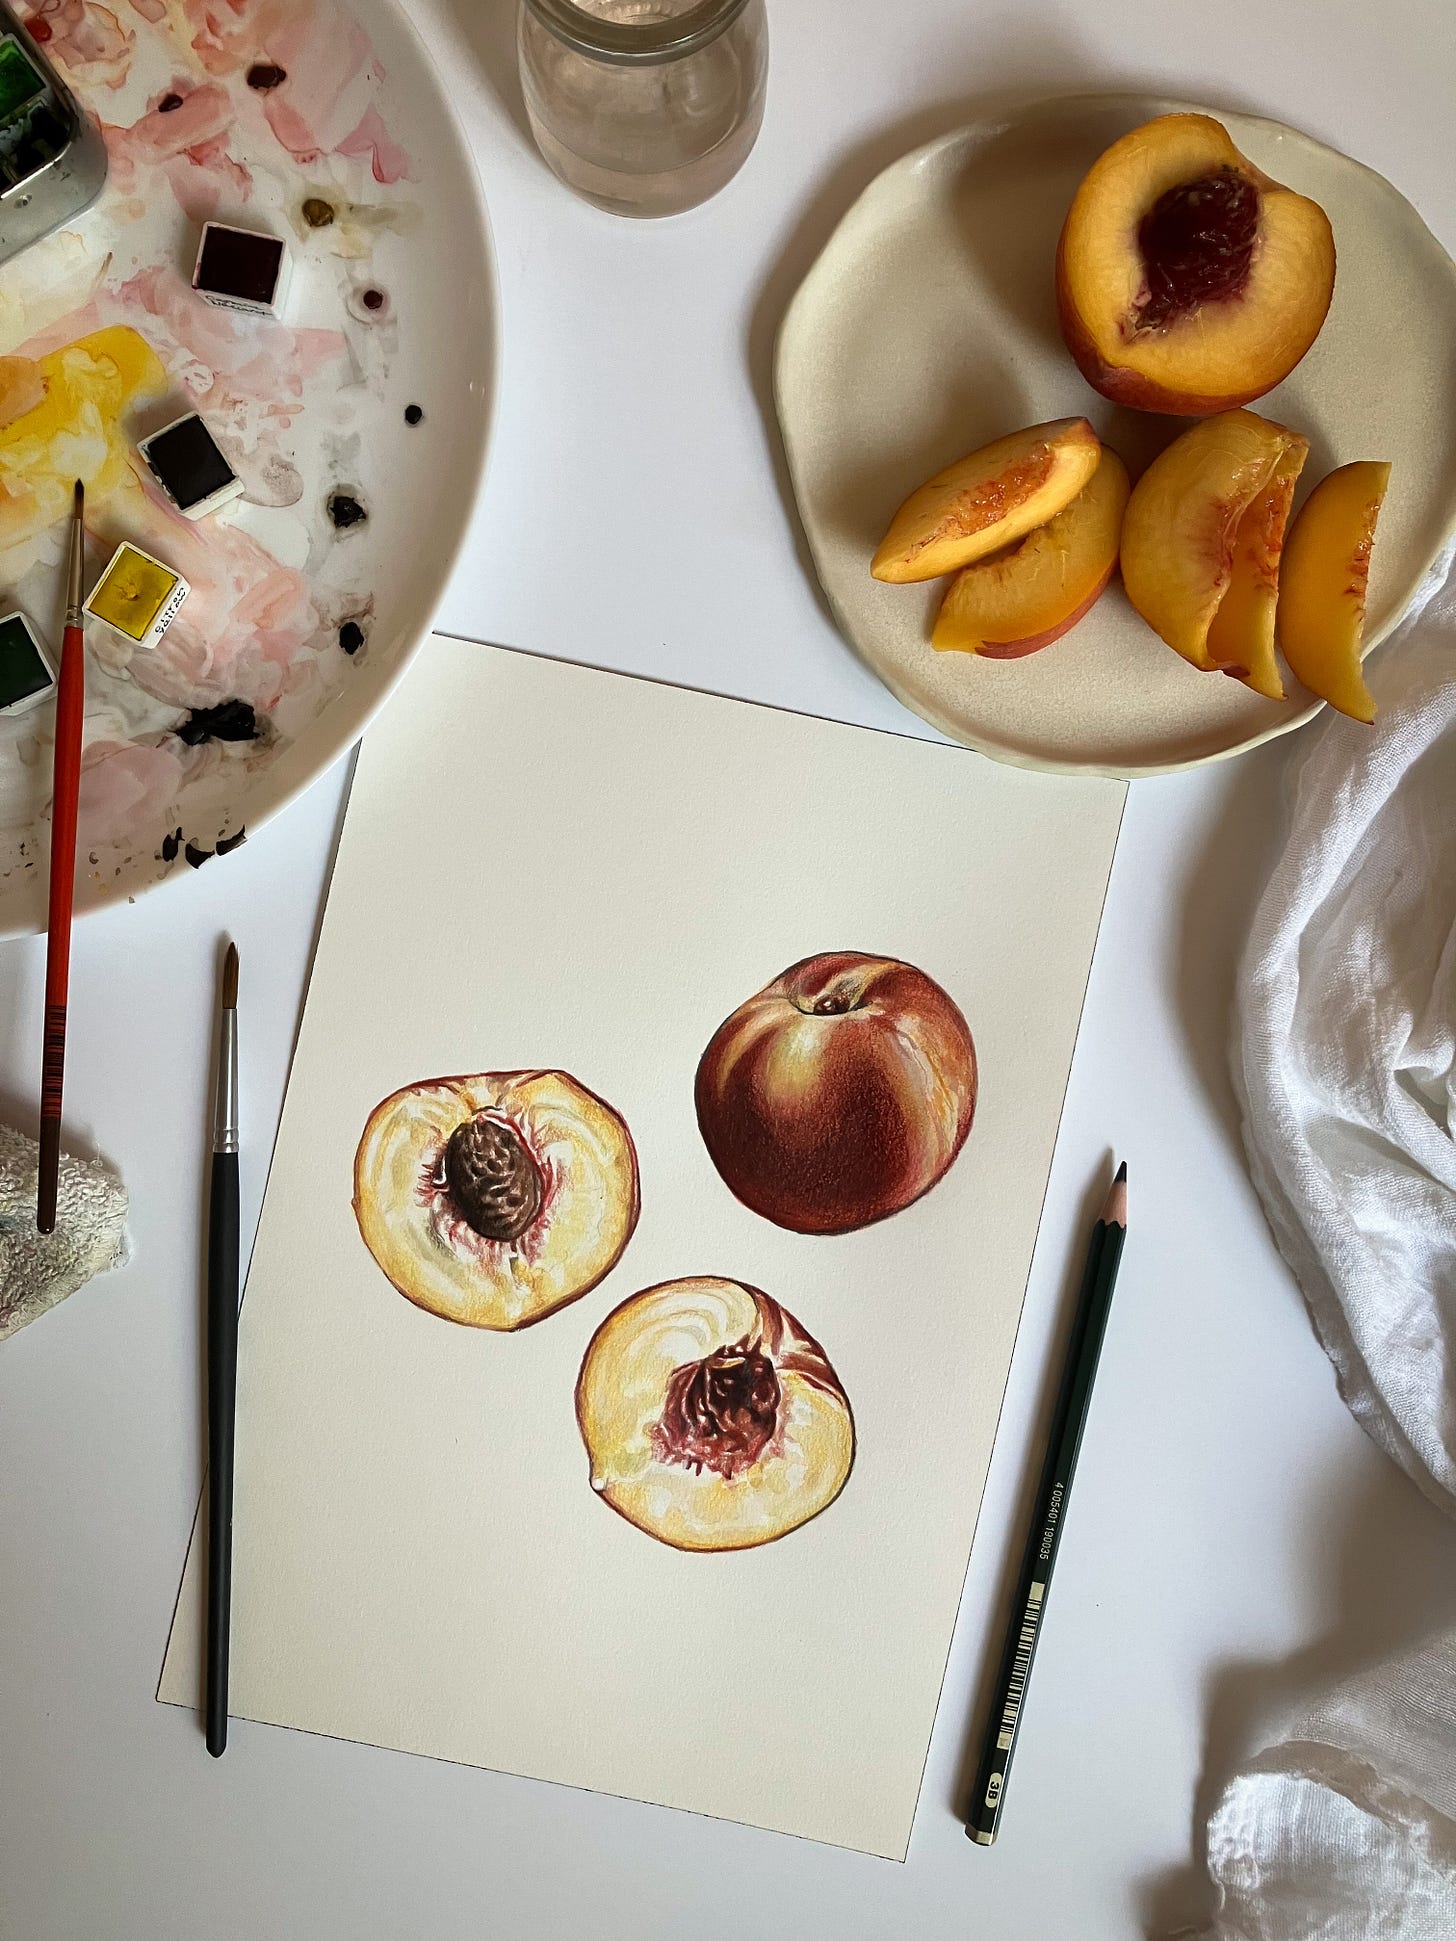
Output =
[
  {"x1": 1235, "y1": 564, "x2": 1456, "y2": 1518},
  {"x1": 1197, "y1": 1631, "x2": 1456, "y2": 1941},
  {"x1": 1194, "y1": 558, "x2": 1456, "y2": 1939}
]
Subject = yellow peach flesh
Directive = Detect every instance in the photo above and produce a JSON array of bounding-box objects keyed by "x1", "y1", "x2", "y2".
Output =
[
  {"x1": 1120, "y1": 409, "x2": 1307, "y2": 676},
  {"x1": 1057, "y1": 114, "x2": 1336, "y2": 414},
  {"x1": 933, "y1": 449, "x2": 1130, "y2": 656},
  {"x1": 577, "y1": 1278, "x2": 854, "y2": 1552},
  {"x1": 1205, "y1": 437, "x2": 1309, "y2": 699},
  {"x1": 871, "y1": 418, "x2": 1101, "y2": 583},
  {"x1": 1277, "y1": 461, "x2": 1391, "y2": 724},
  {"x1": 353, "y1": 1069, "x2": 638, "y2": 1330}
]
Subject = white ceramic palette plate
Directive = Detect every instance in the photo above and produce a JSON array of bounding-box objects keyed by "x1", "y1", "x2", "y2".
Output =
[
  {"x1": 775, "y1": 94, "x2": 1456, "y2": 777},
  {"x1": 0, "y1": 0, "x2": 495, "y2": 934}
]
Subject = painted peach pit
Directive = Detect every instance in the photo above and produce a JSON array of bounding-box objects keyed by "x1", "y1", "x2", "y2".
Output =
[
  {"x1": 576, "y1": 1277, "x2": 855, "y2": 1552},
  {"x1": 353, "y1": 1070, "x2": 639, "y2": 1330}
]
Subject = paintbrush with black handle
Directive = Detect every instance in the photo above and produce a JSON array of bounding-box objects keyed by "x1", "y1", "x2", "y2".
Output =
[{"x1": 206, "y1": 941, "x2": 239, "y2": 1756}]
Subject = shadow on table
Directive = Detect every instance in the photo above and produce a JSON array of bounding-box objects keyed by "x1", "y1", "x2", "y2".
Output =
[
  {"x1": 948, "y1": 1150, "x2": 1116, "y2": 1820},
  {"x1": 1169, "y1": 731, "x2": 1295, "y2": 1160},
  {"x1": 436, "y1": 0, "x2": 535, "y2": 152},
  {"x1": 1138, "y1": 1455, "x2": 1456, "y2": 1936}
]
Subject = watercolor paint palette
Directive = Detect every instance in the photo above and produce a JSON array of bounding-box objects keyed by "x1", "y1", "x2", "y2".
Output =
[{"x1": 0, "y1": 0, "x2": 496, "y2": 935}]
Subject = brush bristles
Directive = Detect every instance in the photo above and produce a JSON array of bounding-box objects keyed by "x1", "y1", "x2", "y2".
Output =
[
  {"x1": 73, "y1": 478, "x2": 84, "y2": 514},
  {"x1": 222, "y1": 941, "x2": 239, "y2": 1009}
]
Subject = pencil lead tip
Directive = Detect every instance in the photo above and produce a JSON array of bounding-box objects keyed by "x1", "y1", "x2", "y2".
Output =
[{"x1": 1102, "y1": 1161, "x2": 1128, "y2": 1228}]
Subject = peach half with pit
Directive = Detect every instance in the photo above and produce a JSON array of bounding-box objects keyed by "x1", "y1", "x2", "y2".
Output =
[
  {"x1": 1120, "y1": 409, "x2": 1309, "y2": 692},
  {"x1": 353, "y1": 1070, "x2": 639, "y2": 1330},
  {"x1": 871, "y1": 418, "x2": 1102, "y2": 583},
  {"x1": 932, "y1": 448, "x2": 1130, "y2": 657},
  {"x1": 1057, "y1": 113, "x2": 1336, "y2": 415},
  {"x1": 695, "y1": 952, "x2": 977, "y2": 1235},
  {"x1": 576, "y1": 1277, "x2": 855, "y2": 1552},
  {"x1": 1277, "y1": 460, "x2": 1392, "y2": 724}
]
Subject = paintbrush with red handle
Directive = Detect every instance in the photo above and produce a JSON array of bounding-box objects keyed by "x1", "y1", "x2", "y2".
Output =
[{"x1": 37, "y1": 479, "x2": 86, "y2": 1234}]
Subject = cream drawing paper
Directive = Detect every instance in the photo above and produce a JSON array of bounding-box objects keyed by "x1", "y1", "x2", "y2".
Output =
[{"x1": 160, "y1": 636, "x2": 1125, "y2": 1860}]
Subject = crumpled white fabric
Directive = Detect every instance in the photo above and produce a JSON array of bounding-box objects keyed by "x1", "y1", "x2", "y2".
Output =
[{"x1": 1191, "y1": 554, "x2": 1456, "y2": 1940}]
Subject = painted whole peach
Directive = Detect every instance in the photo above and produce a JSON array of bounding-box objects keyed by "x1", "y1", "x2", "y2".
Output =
[{"x1": 694, "y1": 952, "x2": 977, "y2": 1235}]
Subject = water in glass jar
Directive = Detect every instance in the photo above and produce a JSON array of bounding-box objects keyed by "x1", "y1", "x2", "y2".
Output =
[{"x1": 520, "y1": 0, "x2": 767, "y2": 218}]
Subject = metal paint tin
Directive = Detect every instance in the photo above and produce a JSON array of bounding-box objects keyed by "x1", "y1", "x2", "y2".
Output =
[{"x1": 0, "y1": 4, "x2": 107, "y2": 269}]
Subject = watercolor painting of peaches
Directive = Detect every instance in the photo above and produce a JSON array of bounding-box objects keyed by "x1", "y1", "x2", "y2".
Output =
[
  {"x1": 0, "y1": 0, "x2": 493, "y2": 928},
  {"x1": 353, "y1": 1070, "x2": 640, "y2": 1332},
  {"x1": 576, "y1": 1277, "x2": 855, "y2": 1553},
  {"x1": 695, "y1": 951, "x2": 978, "y2": 1234}
]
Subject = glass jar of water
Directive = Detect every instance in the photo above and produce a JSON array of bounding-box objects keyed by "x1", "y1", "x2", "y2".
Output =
[{"x1": 518, "y1": 0, "x2": 768, "y2": 217}]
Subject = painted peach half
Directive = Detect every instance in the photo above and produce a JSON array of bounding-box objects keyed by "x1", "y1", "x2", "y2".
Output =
[
  {"x1": 1120, "y1": 409, "x2": 1308, "y2": 683},
  {"x1": 1276, "y1": 460, "x2": 1392, "y2": 724},
  {"x1": 932, "y1": 448, "x2": 1130, "y2": 658},
  {"x1": 695, "y1": 952, "x2": 977, "y2": 1235},
  {"x1": 870, "y1": 418, "x2": 1101, "y2": 583},
  {"x1": 353, "y1": 1070, "x2": 639, "y2": 1330},
  {"x1": 576, "y1": 1277, "x2": 855, "y2": 1552},
  {"x1": 1057, "y1": 113, "x2": 1336, "y2": 414}
]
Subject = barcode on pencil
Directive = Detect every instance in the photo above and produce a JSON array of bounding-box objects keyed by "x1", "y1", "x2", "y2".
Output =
[
  {"x1": 40, "y1": 1004, "x2": 67, "y2": 1115},
  {"x1": 996, "y1": 1581, "x2": 1045, "y2": 1751}
]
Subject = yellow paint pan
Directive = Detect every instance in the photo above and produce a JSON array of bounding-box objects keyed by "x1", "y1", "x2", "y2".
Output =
[{"x1": 84, "y1": 541, "x2": 188, "y2": 650}]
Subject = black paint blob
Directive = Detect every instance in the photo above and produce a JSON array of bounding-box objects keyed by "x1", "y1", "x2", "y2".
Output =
[
  {"x1": 216, "y1": 828, "x2": 248, "y2": 857},
  {"x1": 184, "y1": 842, "x2": 213, "y2": 869},
  {"x1": 338, "y1": 620, "x2": 366, "y2": 655},
  {"x1": 158, "y1": 92, "x2": 184, "y2": 112},
  {"x1": 361, "y1": 287, "x2": 384, "y2": 312},
  {"x1": 404, "y1": 404, "x2": 423, "y2": 426},
  {"x1": 161, "y1": 828, "x2": 182, "y2": 862},
  {"x1": 246, "y1": 62, "x2": 287, "y2": 91},
  {"x1": 174, "y1": 699, "x2": 259, "y2": 747},
  {"x1": 301, "y1": 196, "x2": 335, "y2": 228},
  {"x1": 327, "y1": 491, "x2": 367, "y2": 531}
]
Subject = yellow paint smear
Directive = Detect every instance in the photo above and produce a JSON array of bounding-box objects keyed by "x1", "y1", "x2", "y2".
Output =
[
  {"x1": 87, "y1": 543, "x2": 178, "y2": 642},
  {"x1": 0, "y1": 326, "x2": 167, "y2": 551}
]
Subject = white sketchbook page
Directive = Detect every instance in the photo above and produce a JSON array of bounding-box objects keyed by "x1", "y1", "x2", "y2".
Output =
[{"x1": 161, "y1": 637, "x2": 1125, "y2": 1860}]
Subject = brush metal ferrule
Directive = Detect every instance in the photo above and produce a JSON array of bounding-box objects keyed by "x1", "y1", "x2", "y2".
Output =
[
  {"x1": 65, "y1": 491, "x2": 85, "y2": 627},
  {"x1": 213, "y1": 1008, "x2": 238, "y2": 1154}
]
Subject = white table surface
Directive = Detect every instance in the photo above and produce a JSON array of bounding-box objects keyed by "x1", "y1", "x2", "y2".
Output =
[{"x1": 4, "y1": 4, "x2": 1456, "y2": 1936}]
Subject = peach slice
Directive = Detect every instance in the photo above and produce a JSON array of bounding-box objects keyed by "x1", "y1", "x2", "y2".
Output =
[
  {"x1": 353, "y1": 1070, "x2": 639, "y2": 1330},
  {"x1": 871, "y1": 418, "x2": 1101, "y2": 583},
  {"x1": 576, "y1": 1277, "x2": 854, "y2": 1552},
  {"x1": 1057, "y1": 113, "x2": 1336, "y2": 415},
  {"x1": 1277, "y1": 461, "x2": 1392, "y2": 724},
  {"x1": 1204, "y1": 438, "x2": 1308, "y2": 699},
  {"x1": 1120, "y1": 410, "x2": 1308, "y2": 678},
  {"x1": 932, "y1": 449, "x2": 1130, "y2": 657}
]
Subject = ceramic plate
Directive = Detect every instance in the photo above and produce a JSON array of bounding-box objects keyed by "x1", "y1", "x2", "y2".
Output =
[
  {"x1": 775, "y1": 94, "x2": 1456, "y2": 777},
  {"x1": 0, "y1": 0, "x2": 496, "y2": 934}
]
